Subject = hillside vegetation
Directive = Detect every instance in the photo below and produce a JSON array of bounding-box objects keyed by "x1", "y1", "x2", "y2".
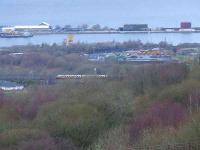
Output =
[{"x1": 0, "y1": 60, "x2": 199, "y2": 149}]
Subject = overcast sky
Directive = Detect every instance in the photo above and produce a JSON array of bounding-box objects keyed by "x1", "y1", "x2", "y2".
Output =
[{"x1": 1, "y1": 0, "x2": 200, "y2": 27}]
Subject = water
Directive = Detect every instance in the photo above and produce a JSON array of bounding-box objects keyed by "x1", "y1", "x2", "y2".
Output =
[
  {"x1": 1, "y1": 0, "x2": 200, "y2": 47},
  {"x1": 1, "y1": 33, "x2": 200, "y2": 47}
]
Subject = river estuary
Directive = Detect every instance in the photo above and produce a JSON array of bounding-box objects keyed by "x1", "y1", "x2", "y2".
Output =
[{"x1": 1, "y1": 32, "x2": 200, "y2": 47}]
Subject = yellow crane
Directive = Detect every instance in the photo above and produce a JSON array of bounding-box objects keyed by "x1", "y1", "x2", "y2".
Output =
[{"x1": 64, "y1": 34, "x2": 74, "y2": 45}]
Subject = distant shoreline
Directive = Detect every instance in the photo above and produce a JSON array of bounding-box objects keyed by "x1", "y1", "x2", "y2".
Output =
[{"x1": 32, "y1": 30, "x2": 200, "y2": 35}]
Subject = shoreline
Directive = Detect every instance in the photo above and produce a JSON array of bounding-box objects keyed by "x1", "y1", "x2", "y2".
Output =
[{"x1": 33, "y1": 30, "x2": 200, "y2": 35}]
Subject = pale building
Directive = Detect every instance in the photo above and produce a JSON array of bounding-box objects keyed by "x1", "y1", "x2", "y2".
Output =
[{"x1": 2, "y1": 22, "x2": 51, "y2": 33}]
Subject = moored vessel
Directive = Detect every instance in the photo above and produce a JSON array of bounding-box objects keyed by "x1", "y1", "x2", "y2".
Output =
[{"x1": 0, "y1": 32, "x2": 33, "y2": 38}]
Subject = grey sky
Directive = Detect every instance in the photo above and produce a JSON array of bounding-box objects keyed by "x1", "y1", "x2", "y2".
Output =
[{"x1": 1, "y1": 0, "x2": 200, "y2": 27}]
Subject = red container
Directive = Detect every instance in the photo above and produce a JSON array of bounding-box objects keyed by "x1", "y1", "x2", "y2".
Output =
[{"x1": 180, "y1": 22, "x2": 192, "y2": 29}]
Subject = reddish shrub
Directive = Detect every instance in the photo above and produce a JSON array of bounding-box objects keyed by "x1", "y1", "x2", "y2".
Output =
[
  {"x1": 129, "y1": 102, "x2": 187, "y2": 142},
  {"x1": 149, "y1": 102, "x2": 187, "y2": 127},
  {"x1": 16, "y1": 87, "x2": 57, "y2": 120}
]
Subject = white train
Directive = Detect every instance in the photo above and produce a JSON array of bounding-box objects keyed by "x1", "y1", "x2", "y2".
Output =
[{"x1": 56, "y1": 74, "x2": 108, "y2": 79}]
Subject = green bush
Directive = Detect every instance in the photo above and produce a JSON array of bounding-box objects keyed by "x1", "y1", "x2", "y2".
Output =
[
  {"x1": 177, "y1": 113, "x2": 200, "y2": 142},
  {"x1": 35, "y1": 102, "x2": 105, "y2": 148},
  {"x1": 0, "y1": 106, "x2": 20, "y2": 133},
  {"x1": 89, "y1": 89, "x2": 134, "y2": 128},
  {"x1": 0, "y1": 128, "x2": 46, "y2": 148},
  {"x1": 88, "y1": 126, "x2": 129, "y2": 150},
  {"x1": 137, "y1": 112, "x2": 200, "y2": 147},
  {"x1": 157, "y1": 80, "x2": 200, "y2": 104},
  {"x1": 138, "y1": 128, "x2": 179, "y2": 146}
]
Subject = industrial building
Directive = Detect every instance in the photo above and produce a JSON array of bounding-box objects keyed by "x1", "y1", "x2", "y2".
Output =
[
  {"x1": 122, "y1": 24, "x2": 149, "y2": 31},
  {"x1": 180, "y1": 22, "x2": 192, "y2": 29},
  {"x1": 2, "y1": 22, "x2": 51, "y2": 33},
  {"x1": 0, "y1": 80, "x2": 24, "y2": 91}
]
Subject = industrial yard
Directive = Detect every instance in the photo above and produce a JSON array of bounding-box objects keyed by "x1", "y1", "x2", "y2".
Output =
[{"x1": 87, "y1": 49, "x2": 175, "y2": 63}]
